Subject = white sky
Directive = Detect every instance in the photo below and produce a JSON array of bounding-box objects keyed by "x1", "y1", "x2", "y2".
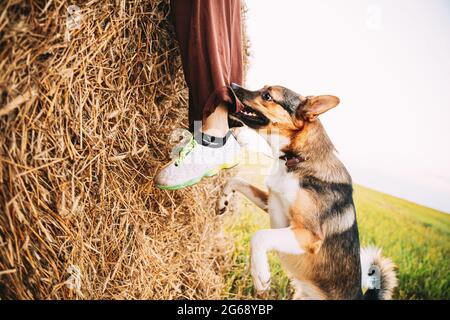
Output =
[{"x1": 245, "y1": 0, "x2": 450, "y2": 213}]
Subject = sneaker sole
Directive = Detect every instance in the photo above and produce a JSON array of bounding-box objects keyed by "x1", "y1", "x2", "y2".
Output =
[{"x1": 155, "y1": 159, "x2": 240, "y2": 191}]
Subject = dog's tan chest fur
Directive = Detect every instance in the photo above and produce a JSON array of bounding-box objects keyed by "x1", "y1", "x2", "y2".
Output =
[
  {"x1": 265, "y1": 161, "x2": 319, "y2": 230},
  {"x1": 265, "y1": 161, "x2": 298, "y2": 228}
]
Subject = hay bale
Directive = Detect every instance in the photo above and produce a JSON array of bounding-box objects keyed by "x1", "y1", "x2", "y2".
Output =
[{"x1": 0, "y1": 0, "x2": 236, "y2": 299}]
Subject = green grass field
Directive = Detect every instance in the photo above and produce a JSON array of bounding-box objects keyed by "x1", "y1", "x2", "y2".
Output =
[{"x1": 221, "y1": 159, "x2": 450, "y2": 299}]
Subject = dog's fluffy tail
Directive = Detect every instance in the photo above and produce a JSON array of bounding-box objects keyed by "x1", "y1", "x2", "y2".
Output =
[{"x1": 361, "y1": 246, "x2": 398, "y2": 300}]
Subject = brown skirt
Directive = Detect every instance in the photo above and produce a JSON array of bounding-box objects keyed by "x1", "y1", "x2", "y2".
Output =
[{"x1": 171, "y1": 0, "x2": 244, "y2": 130}]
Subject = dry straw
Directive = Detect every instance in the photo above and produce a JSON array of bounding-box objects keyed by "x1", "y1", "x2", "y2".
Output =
[{"x1": 0, "y1": 0, "x2": 244, "y2": 299}]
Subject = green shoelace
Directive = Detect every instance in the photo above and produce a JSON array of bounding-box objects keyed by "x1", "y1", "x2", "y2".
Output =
[{"x1": 174, "y1": 137, "x2": 198, "y2": 166}]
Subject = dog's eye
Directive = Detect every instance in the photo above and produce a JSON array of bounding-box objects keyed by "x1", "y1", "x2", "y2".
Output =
[{"x1": 262, "y1": 92, "x2": 272, "y2": 101}]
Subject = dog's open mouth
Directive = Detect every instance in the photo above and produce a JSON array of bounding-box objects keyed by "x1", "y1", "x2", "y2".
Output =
[{"x1": 232, "y1": 104, "x2": 269, "y2": 127}]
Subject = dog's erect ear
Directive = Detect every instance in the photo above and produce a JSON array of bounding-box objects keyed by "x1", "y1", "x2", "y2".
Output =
[{"x1": 297, "y1": 95, "x2": 340, "y2": 122}]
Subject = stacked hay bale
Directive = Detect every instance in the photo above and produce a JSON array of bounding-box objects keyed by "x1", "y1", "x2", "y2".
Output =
[{"x1": 0, "y1": 0, "x2": 235, "y2": 299}]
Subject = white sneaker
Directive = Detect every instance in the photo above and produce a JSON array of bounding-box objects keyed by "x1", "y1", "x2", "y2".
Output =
[
  {"x1": 232, "y1": 126, "x2": 274, "y2": 158},
  {"x1": 155, "y1": 132, "x2": 241, "y2": 190}
]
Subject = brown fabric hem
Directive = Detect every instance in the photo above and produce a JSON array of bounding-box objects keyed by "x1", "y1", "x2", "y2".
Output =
[
  {"x1": 201, "y1": 85, "x2": 244, "y2": 122},
  {"x1": 171, "y1": 0, "x2": 244, "y2": 130}
]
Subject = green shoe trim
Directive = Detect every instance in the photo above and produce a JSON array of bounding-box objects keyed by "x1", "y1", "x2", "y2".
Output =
[
  {"x1": 156, "y1": 159, "x2": 240, "y2": 191},
  {"x1": 175, "y1": 137, "x2": 198, "y2": 166}
]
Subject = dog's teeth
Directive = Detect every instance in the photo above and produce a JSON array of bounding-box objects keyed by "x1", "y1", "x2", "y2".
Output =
[{"x1": 241, "y1": 109, "x2": 259, "y2": 118}]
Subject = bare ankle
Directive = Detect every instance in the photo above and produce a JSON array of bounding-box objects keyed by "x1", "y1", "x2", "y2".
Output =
[{"x1": 201, "y1": 103, "x2": 229, "y2": 137}]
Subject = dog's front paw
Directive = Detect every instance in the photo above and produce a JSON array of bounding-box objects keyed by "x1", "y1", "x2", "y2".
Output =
[
  {"x1": 217, "y1": 195, "x2": 230, "y2": 215},
  {"x1": 217, "y1": 183, "x2": 235, "y2": 215}
]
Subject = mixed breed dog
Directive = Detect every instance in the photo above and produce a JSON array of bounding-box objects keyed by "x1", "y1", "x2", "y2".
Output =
[{"x1": 216, "y1": 83, "x2": 397, "y2": 300}]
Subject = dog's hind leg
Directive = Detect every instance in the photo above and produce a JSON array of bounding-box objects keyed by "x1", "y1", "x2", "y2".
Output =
[
  {"x1": 218, "y1": 177, "x2": 268, "y2": 214},
  {"x1": 250, "y1": 227, "x2": 305, "y2": 291},
  {"x1": 250, "y1": 227, "x2": 322, "y2": 292}
]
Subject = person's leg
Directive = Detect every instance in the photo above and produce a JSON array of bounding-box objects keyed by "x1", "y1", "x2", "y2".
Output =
[
  {"x1": 171, "y1": 0, "x2": 243, "y2": 135},
  {"x1": 155, "y1": 0, "x2": 243, "y2": 190},
  {"x1": 201, "y1": 103, "x2": 229, "y2": 137}
]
